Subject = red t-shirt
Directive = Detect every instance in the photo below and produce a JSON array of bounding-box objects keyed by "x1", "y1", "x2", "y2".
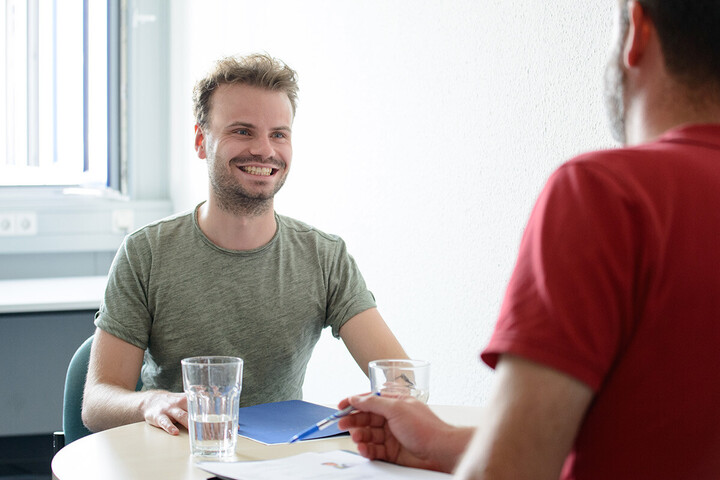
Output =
[{"x1": 482, "y1": 124, "x2": 720, "y2": 479}]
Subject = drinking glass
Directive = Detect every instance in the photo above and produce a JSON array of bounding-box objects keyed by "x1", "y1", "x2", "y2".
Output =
[
  {"x1": 368, "y1": 359, "x2": 430, "y2": 403},
  {"x1": 181, "y1": 356, "x2": 243, "y2": 458}
]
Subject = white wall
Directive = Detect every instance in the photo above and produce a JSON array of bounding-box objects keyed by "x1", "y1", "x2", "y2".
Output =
[{"x1": 168, "y1": 0, "x2": 617, "y2": 407}]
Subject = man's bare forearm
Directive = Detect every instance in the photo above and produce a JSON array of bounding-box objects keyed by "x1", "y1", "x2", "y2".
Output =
[
  {"x1": 83, "y1": 381, "x2": 189, "y2": 435},
  {"x1": 82, "y1": 383, "x2": 152, "y2": 432},
  {"x1": 434, "y1": 425, "x2": 476, "y2": 473}
]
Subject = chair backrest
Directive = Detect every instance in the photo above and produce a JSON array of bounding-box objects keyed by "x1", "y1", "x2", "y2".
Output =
[
  {"x1": 63, "y1": 336, "x2": 94, "y2": 443},
  {"x1": 62, "y1": 335, "x2": 144, "y2": 444}
]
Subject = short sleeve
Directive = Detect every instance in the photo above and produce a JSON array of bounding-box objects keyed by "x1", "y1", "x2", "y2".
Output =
[
  {"x1": 324, "y1": 238, "x2": 377, "y2": 338},
  {"x1": 94, "y1": 234, "x2": 154, "y2": 350},
  {"x1": 482, "y1": 160, "x2": 644, "y2": 391}
]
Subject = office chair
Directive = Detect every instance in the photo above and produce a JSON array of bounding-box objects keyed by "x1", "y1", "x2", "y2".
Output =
[{"x1": 54, "y1": 335, "x2": 144, "y2": 453}]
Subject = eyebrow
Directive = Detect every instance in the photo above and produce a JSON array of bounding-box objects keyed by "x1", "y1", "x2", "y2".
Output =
[{"x1": 225, "y1": 121, "x2": 292, "y2": 133}]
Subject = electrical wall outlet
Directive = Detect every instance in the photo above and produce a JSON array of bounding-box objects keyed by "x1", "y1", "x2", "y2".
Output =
[
  {"x1": 112, "y1": 209, "x2": 135, "y2": 234},
  {"x1": 0, "y1": 213, "x2": 16, "y2": 236},
  {"x1": 0, "y1": 211, "x2": 38, "y2": 236},
  {"x1": 16, "y1": 212, "x2": 38, "y2": 235}
]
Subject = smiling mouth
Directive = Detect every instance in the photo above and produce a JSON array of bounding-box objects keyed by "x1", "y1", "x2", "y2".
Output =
[{"x1": 239, "y1": 165, "x2": 277, "y2": 176}]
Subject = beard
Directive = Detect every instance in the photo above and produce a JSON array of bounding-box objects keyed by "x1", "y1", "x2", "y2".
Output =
[
  {"x1": 603, "y1": 7, "x2": 630, "y2": 145},
  {"x1": 208, "y1": 154, "x2": 288, "y2": 217}
]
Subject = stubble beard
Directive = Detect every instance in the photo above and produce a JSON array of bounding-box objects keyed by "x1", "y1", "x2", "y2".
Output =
[
  {"x1": 208, "y1": 155, "x2": 288, "y2": 217},
  {"x1": 603, "y1": 9, "x2": 629, "y2": 145}
]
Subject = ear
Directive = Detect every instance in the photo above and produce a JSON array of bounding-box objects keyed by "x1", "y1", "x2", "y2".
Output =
[
  {"x1": 194, "y1": 124, "x2": 207, "y2": 159},
  {"x1": 623, "y1": 1, "x2": 653, "y2": 68}
]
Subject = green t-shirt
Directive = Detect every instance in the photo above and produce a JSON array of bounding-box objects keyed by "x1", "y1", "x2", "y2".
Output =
[{"x1": 95, "y1": 204, "x2": 376, "y2": 406}]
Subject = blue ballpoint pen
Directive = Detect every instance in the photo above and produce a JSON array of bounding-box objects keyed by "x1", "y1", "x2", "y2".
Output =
[{"x1": 288, "y1": 392, "x2": 380, "y2": 443}]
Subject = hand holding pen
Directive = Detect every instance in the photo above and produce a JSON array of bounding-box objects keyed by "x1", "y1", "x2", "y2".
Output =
[{"x1": 288, "y1": 392, "x2": 380, "y2": 443}]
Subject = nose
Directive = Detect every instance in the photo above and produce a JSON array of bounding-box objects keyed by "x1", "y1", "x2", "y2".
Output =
[{"x1": 248, "y1": 135, "x2": 275, "y2": 159}]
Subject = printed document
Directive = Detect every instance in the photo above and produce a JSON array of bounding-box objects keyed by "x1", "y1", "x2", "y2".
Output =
[{"x1": 197, "y1": 449, "x2": 452, "y2": 479}]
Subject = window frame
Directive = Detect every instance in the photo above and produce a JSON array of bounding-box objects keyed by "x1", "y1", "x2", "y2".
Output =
[
  {"x1": 0, "y1": 0, "x2": 172, "y2": 258},
  {"x1": 1, "y1": 0, "x2": 117, "y2": 189}
]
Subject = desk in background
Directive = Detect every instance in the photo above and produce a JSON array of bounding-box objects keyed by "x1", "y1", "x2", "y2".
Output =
[
  {"x1": 52, "y1": 405, "x2": 484, "y2": 480},
  {"x1": 0, "y1": 276, "x2": 107, "y2": 314},
  {"x1": 0, "y1": 276, "x2": 106, "y2": 436}
]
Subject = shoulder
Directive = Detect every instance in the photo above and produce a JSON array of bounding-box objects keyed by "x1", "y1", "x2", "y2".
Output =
[
  {"x1": 561, "y1": 145, "x2": 647, "y2": 175},
  {"x1": 546, "y1": 144, "x2": 668, "y2": 202},
  {"x1": 276, "y1": 214, "x2": 344, "y2": 245},
  {"x1": 548, "y1": 136, "x2": 703, "y2": 211},
  {"x1": 559, "y1": 136, "x2": 690, "y2": 181},
  {"x1": 109, "y1": 209, "x2": 198, "y2": 279},
  {"x1": 123, "y1": 208, "x2": 195, "y2": 247},
  {"x1": 275, "y1": 214, "x2": 352, "y2": 263}
]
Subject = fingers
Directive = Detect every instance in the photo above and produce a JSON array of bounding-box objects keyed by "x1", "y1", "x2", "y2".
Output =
[
  {"x1": 349, "y1": 392, "x2": 395, "y2": 412},
  {"x1": 150, "y1": 406, "x2": 188, "y2": 435},
  {"x1": 338, "y1": 392, "x2": 407, "y2": 431},
  {"x1": 338, "y1": 410, "x2": 386, "y2": 431},
  {"x1": 356, "y1": 441, "x2": 391, "y2": 462},
  {"x1": 168, "y1": 406, "x2": 189, "y2": 429},
  {"x1": 153, "y1": 414, "x2": 180, "y2": 435},
  {"x1": 337, "y1": 391, "x2": 371, "y2": 410},
  {"x1": 144, "y1": 392, "x2": 188, "y2": 435},
  {"x1": 347, "y1": 425, "x2": 388, "y2": 445},
  {"x1": 150, "y1": 408, "x2": 187, "y2": 435}
]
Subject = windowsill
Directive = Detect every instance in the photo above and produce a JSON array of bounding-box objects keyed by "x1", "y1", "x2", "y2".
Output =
[
  {"x1": 0, "y1": 276, "x2": 107, "y2": 314},
  {"x1": 0, "y1": 185, "x2": 127, "y2": 203}
]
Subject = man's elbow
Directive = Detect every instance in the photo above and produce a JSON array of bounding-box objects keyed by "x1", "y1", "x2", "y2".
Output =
[
  {"x1": 80, "y1": 409, "x2": 95, "y2": 433},
  {"x1": 80, "y1": 387, "x2": 100, "y2": 432}
]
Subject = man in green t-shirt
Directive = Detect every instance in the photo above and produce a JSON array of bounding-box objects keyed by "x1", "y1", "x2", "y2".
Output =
[{"x1": 82, "y1": 53, "x2": 408, "y2": 436}]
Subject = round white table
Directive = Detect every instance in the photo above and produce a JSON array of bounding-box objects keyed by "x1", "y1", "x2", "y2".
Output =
[{"x1": 52, "y1": 405, "x2": 483, "y2": 480}]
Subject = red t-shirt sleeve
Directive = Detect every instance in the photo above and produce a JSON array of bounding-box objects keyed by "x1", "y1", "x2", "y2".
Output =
[{"x1": 482, "y1": 158, "x2": 644, "y2": 391}]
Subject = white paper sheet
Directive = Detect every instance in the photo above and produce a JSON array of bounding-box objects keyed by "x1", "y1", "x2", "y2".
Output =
[{"x1": 197, "y1": 450, "x2": 452, "y2": 479}]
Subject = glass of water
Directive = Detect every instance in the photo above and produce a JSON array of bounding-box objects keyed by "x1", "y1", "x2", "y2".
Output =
[
  {"x1": 369, "y1": 359, "x2": 430, "y2": 403},
  {"x1": 181, "y1": 356, "x2": 243, "y2": 458}
]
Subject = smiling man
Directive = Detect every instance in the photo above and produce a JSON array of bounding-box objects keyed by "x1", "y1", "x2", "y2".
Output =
[{"x1": 82, "y1": 54, "x2": 407, "y2": 435}]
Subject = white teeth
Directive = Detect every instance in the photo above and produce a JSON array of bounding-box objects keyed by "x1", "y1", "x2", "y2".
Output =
[{"x1": 240, "y1": 166, "x2": 273, "y2": 176}]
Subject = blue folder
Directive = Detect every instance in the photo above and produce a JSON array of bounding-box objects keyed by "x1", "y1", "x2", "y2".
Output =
[{"x1": 237, "y1": 400, "x2": 349, "y2": 445}]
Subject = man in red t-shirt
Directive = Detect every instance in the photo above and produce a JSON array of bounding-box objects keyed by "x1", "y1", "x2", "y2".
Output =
[{"x1": 338, "y1": 1, "x2": 720, "y2": 479}]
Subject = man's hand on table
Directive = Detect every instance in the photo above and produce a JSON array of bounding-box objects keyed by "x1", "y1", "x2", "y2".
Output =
[
  {"x1": 337, "y1": 394, "x2": 474, "y2": 474},
  {"x1": 141, "y1": 391, "x2": 189, "y2": 435}
]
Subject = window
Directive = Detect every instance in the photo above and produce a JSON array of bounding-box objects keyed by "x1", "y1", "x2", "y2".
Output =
[
  {"x1": 0, "y1": 0, "x2": 171, "y2": 260},
  {"x1": 1, "y1": 0, "x2": 120, "y2": 189}
]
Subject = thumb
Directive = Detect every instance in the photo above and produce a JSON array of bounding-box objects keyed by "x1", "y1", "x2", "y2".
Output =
[{"x1": 349, "y1": 391, "x2": 389, "y2": 413}]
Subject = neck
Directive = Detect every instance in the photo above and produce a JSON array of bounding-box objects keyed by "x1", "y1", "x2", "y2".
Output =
[
  {"x1": 625, "y1": 78, "x2": 720, "y2": 145},
  {"x1": 197, "y1": 198, "x2": 277, "y2": 251}
]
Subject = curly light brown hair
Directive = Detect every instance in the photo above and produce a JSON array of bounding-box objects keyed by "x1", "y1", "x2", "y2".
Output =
[{"x1": 192, "y1": 53, "x2": 299, "y2": 128}]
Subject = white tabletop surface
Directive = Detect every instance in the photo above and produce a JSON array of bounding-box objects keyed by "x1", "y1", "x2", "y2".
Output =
[
  {"x1": 51, "y1": 404, "x2": 484, "y2": 480},
  {"x1": 0, "y1": 275, "x2": 107, "y2": 314}
]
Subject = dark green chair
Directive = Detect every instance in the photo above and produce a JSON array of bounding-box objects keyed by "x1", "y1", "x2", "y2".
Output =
[{"x1": 54, "y1": 335, "x2": 143, "y2": 452}]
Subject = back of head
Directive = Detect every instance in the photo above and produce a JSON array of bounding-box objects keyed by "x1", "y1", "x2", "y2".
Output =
[
  {"x1": 193, "y1": 53, "x2": 299, "y2": 129},
  {"x1": 637, "y1": 0, "x2": 720, "y2": 91}
]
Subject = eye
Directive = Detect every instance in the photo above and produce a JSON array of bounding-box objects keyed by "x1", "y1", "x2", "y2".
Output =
[
  {"x1": 271, "y1": 131, "x2": 288, "y2": 139},
  {"x1": 233, "y1": 128, "x2": 250, "y2": 136}
]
